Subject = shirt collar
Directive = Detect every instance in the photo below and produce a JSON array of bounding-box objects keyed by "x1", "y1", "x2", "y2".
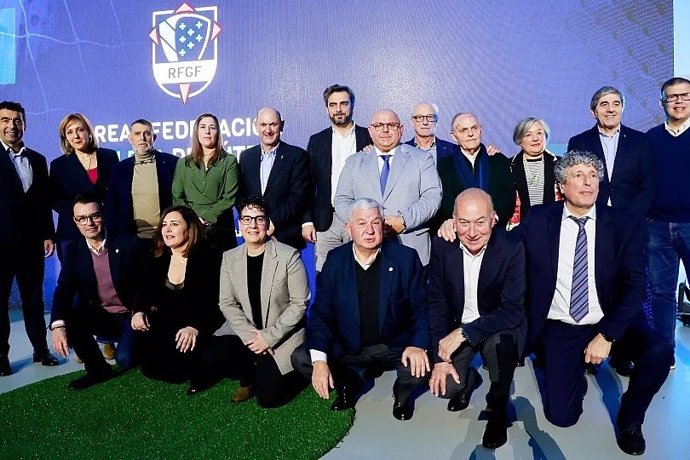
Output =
[
  {"x1": 413, "y1": 136, "x2": 436, "y2": 151},
  {"x1": 374, "y1": 146, "x2": 397, "y2": 157},
  {"x1": 597, "y1": 126, "x2": 621, "y2": 138},
  {"x1": 332, "y1": 124, "x2": 355, "y2": 138},
  {"x1": 664, "y1": 118, "x2": 690, "y2": 136},
  {"x1": 86, "y1": 237, "x2": 107, "y2": 255},
  {"x1": 261, "y1": 142, "x2": 280, "y2": 157},
  {"x1": 352, "y1": 245, "x2": 381, "y2": 270},
  {"x1": 459, "y1": 241, "x2": 487, "y2": 259},
  {"x1": 1, "y1": 140, "x2": 26, "y2": 156},
  {"x1": 562, "y1": 203, "x2": 597, "y2": 222}
]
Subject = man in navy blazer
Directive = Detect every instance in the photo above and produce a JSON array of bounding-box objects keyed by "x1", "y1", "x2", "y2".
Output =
[
  {"x1": 50, "y1": 195, "x2": 140, "y2": 389},
  {"x1": 238, "y1": 107, "x2": 310, "y2": 250},
  {"x1": 403, "y1": 102, "x2": 455, "y2": 165},
  {"x1": 0, "y1": 101, "x2": 59, "y2": 376},
  {"x1": 515, "y1": 151, "x2": 672, "y2": 455},
  {"x1": 292, "y1": 198, "x2": 430, "y2": 421},
  {"x1": 567, "y1": 86, "x2": 655, "y2": 216},
  {"x1": 302, "y1": 85, "x2": 372, "y2": 271},
  {"x1": 428, "y1": 188, "x2": 525, "y2": 449}
]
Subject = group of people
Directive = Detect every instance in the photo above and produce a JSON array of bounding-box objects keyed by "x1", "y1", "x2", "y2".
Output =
[{"x1": 0, "y1": 75, "x2": 688, "y2": 455}]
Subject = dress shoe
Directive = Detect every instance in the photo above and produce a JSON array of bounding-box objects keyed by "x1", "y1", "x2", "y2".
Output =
[
  {"x1": 447, "y1": 368, "x2": 482, "y2": 412},
  {"x1": 617, "y1": 425, "x2": 645, "y2": 455},
  {"x1": 230, "y1": 385, "x2": 254, "y2": 403},
  {"x1": 482, "y1": 419, "x2": 508, "y2": 449},
  {"x1": 68, "y1": 367, "x2": 113, "y2": 390},
  {"x1": 330, "y1": 387, "x2": 357, "y2": 411},
  {"x1": 392, "y1": 397, "x2": 414, "y2": 421},
  {"x1": 102, "y1": 342, "x2": 116, "y2": 361},
  {"x1": 0, "y1": 356, "x2": 11, "y2": 376},
  {"x1": 33, "y1": 350, "x2": 59, "y2": 366},
  {"x1": 609, "y1": 357, "x2": 634, "y2": 377},
  {"x1": 187, "y1": 377, "x2": 215, "y2": 396}
]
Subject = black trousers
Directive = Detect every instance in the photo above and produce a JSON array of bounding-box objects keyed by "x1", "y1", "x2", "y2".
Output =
[
  {"x1": 540, "y1": 318, "x2": 673, "y2": 429},
  {"x1": 0, "y1": 247, "x2": 48, "y2": 356},
  {"x1": 291, "y1": 343, "x2": 429, "y2": 404},
  {"x1": 137, "y1": 322, "x2": 206, "y2": 384}
]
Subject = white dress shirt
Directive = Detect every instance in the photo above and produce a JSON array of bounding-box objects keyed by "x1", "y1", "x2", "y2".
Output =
[
  {"x1": 330, "y1": 125, "x2": 357, "y2": 204},
  {"x1": 460, "y1": 243, "x2": 487, "y2": 324}
]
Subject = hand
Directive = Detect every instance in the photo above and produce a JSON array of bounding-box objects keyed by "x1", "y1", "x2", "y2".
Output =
[
  {"x1": 362, "y1": 144, "x2": 374, "y2": 152},
  {"x1": 438, "y1": 329, "x2": 465, "y2": 363},
  {"x1": 584, "y1": 333, "x2": 612, "y2": 365},
  {"x1": 175, "y1": 326, "x2": 199, "y2": 353},
  {"x1": 486, "y1": 144, "x2": 501, "y2": 156},
  {"x1": 131, "y1": 312, "x2": 150, "y2": 331},
  {"x1": 437, "y1": 219, "x2": 457, "y2": 242},
  {"x1": 429, "y1": 362, "x2": 460, "y2": 396},
  {"x1": 267, "y1": 220, "x2": 276, "y2": 237},
  {"x1": 384, "y1": 215, "x2": 405, "y2": 234},
  {"x1": 51, "y1": 327, "x2": 70, "y2": 357},
  {"x1": 401, "y1": 346, "x2": 430, "y2": 378},
  {"x1": 312, "y1": 360, "x2": 334, "y2": 399},
  {"x1": 246, "y1": 329, "x2": 271, "y2": 354},
  {"x1": 44, "y1": 239, "x2": 55, "y2": 258},
  {"x1": 302, "y1": 224, "x2": 317, "y2": 243}
]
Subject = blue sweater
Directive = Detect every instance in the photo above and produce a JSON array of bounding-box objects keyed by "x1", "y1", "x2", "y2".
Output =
[{"x1": 647, "y1": 124, "x2": 690, "y2": 222}]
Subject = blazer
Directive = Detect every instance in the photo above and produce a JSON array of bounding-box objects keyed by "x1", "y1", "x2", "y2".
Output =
[
  {"x1": 238, "y1": 142, "x2": 311, "y2": 249},
  {"x1": 514, "y1": 202, "x2": 646, "y2": 354},
  {"x1": 567, "y1": 124, "x2": 655, "y2": 216},
  {"x1": 50, "y1": 147, "x2": 120, "y2": 242},
  {"x1": 427, "y1": 231, "x2": 526, "y2": 363},
  {"x1": 0, "y1": 146, "x2": 54, "y2": 250},
  {"x1": 305, "y1": 125, "x2": 372, "y2": 231},
  {"x1": 307, "y1": 240, "x2": 430, "y2": 358},
  {"x1": 510, "y1": 151, "x2": 558, "y2": 218},
  {"x1": 333, "y1": 143, "x2": 442, "y2": 265},
  {"x1": 105, "y1": 151, "x2": 178, "y2": 238},
  {"x1": 404, "y1": 136, "x2": 456, "y2": 165},
  {"x1": 50, "y1": 235, "x2": 140, "y2": 323},
  {"x1": 219, "y1": 239, "x2": 309, "y2": 374}
]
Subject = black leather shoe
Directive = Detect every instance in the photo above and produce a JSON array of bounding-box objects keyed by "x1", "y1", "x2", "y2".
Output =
[
  {"x1": 330, "y1": 388, "x2": 357, "y2": 411},
  {"x1": 0, "y1": 356, "x2": 11, "y2": 376},
  {"x1": 617, "y1": 425, "x2": 645, "y2": 455},
  {"x1": 33, "y1": 350, "x2": 59, "y2": 366},
  {"x1": 482, "y1": 419, "x2": 508, "y2": 449},
  {"x1": 68, "y1": 367, "x2": 113, "y2": 390},
  {"x1": 447, "y1": 368, "x2": 482, "y2": 412},
  {"x1": 392, "y1": 397, "x2": 414, "y2": 421},
  {"x1": 609, "y1": 358, "x2": 634, "y2": 377}
]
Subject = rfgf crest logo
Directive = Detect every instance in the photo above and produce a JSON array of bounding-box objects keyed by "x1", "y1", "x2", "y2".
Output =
[{"x1": 149, "y1": 3, "x2": 221, "y2": 103}]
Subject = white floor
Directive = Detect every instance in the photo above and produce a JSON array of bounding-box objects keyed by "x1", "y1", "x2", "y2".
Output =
[{"x1": 2, "y1": 317, "x2": 689, "y2": 459}]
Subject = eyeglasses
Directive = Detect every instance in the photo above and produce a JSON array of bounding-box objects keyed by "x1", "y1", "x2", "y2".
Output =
[
  {"x1": 412, "y1": 114, "x2": 438, "y2": 123},
  {"x1": 663, "y1": 92, "x2": 690, "y2": 103},
  {"x1": 371, "y1": 122, "x2": 401, "y2": 131},
  {"x1": 239, "y1": 215, "x2": 268, "y2": 225},
  {"x1": 74, "y1": 212, "x2": 103, "y2": 225}
]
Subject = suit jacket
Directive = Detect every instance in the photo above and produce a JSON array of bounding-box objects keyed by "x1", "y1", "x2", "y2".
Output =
[
  {"x1": 50, "y1": 235, "x2": 140, "y2": 323},
  {"x1": 50, "y1": 148, "x2": 119, "y2": 242},
  {"x1": 105, "y1": 151, "x2": 178, "y2": 238},
  {"x1": 219, "y1": 239, "x2": 309, "y2": 374},
  {"x1": 305, "y1": 125, "x2": 372, "y2": 231},
  {"x1": 567, "y1": 124, "x2": 655, "y2": 216},
  {"x1": 0, "y1": 146, "x2": 54, "y2": 251},
  {"x1": 427, "y1": 231, "x2": 526, "y2": 363},
  {"x1": 334, "y1": 143, "x2": 442, "y2": 265},
  {"x1": 510, "y1": 151, "x2": 558, "y2": 218},
  {"x1": 514, "y1": 202, "x2": 646, "y2": 354},
  {"x1": 404, "y1": 136, "x2": 456, "y2": 165},
  {"x1": 238, "y1": 142, "x2": 311, "y2": 249},
  {"x1": 307, "y1": 240, "x2": 430, "y2": 358}
]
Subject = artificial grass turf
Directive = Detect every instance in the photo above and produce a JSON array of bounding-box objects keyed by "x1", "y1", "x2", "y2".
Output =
[{"x1": 0, "y1": 370, "x2": 354, "y2": 459}]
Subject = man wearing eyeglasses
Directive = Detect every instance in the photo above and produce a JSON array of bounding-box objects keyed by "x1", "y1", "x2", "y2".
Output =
[
  {"x1": 50, "y1": 195, "x2": 140, "y2": 389},
  {"x1": 334, "y1": 109, "x2": 441, "y2": 266},
  {"x1": 646, "y1": 76, "x2": 690, "y2": 365},
  {"x1": 404, "y1": 102, "x2": 455, "y2": 166},
  {"x1": 0, "y1": 100, "x2": 58, "y2": 376}
]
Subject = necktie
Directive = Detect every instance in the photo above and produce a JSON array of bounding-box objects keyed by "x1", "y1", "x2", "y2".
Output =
[
  {"x1": 379, "y1": 155, "x2": 391, "y2": 195},
  {"x1": 569, "y1": 216, "x2": 589, "y2": 322}
]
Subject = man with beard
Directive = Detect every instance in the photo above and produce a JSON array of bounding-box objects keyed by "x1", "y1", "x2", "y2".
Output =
[{"x1": 302, "y1": 85, "x2": 372, "y2": 271}]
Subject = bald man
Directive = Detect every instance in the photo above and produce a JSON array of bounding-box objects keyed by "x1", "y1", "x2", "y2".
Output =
[
  {"x1": 427, "y1": 188, "x2": 525, "y2": 449},
  {"x1": 238, "y1": 107, "x2": 311, "y2": 249},
  {"x1": 403, "y1": 102, "x2": 456, "y2": 165},
  {"x1": 334, "y1": 109, "x2": 441, "y2": 265}
]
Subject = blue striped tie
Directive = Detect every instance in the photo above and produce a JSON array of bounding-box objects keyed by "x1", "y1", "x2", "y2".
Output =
[
  {"x1": 379, "y1": 154, "x2": 391, "y2": 195},
  {"x1": 569, "y1": 216, "x2": 589, "y2": 322}
]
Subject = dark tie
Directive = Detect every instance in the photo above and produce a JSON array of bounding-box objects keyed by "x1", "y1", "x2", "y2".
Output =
[
  {"x1": 379, "y1": 154, "x2": 391, "y2": 195},
  {"x1": 569, "y1": 216, "x2": 589, "y2": 322}
]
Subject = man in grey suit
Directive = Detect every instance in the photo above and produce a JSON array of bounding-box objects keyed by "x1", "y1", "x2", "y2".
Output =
[
  {"x1": 334, "y1": 109, "x2": 442, "y2": 265},
  {"x1": 194, "y1": 197, "x2": 310, "y2": 407}
]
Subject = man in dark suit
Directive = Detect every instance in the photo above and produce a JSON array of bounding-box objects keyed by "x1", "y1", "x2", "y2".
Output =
[
  {"x1": 404, "y1": 102, "x2": 455, "y2": 165},
  {"x1": 105, "y1": 119, "x2": 178, "y2": 249},
  {"x1": 567, "y1": 86, "x2": 655, "y2": 216},
  {"x1": 515, "y1": 151, "x2": 672, "y2": 456},
  {"x1": 0, "y1": 100, "x2": 59, "y2": 376},
  {"x1": 50, "y1": 195, "x2": 139, "y2": 389},
  {"x1": 238, "y1": 107, "x2": 310, "y2": 250},
  {"x1": 292, "y1": 198, "x2": 430, "y2": 420},
  {"x1": 428, "y1": 188, "x2": 525, "y2": 449},
  {"x1": 302, "y1": 84, "x2": 372, "y2": 271}
]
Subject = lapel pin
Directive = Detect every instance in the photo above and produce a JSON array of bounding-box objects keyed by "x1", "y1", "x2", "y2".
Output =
[
  {"x1": 115, "y1": 249, "x2": 119, "y2": 253},
  {"x1": 389, "y1": 266, "x2": 394, "y2": 272}
]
